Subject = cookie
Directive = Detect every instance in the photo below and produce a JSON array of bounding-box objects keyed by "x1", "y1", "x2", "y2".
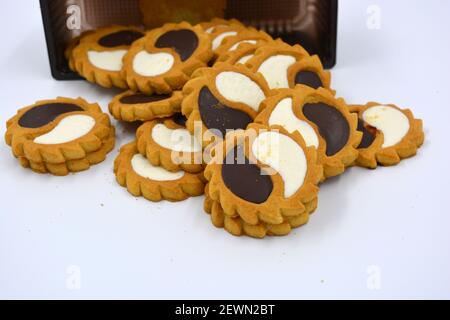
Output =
[
  {"x1": 114, "y1": 142, "x2": 205, "y2": 202},
  {"x1": 71, "y1": 26, "x2": 145, "y2": 89},
  {"x1": 204, "y1": 123, "x2": 323, "y2": 227},
  {"x1": 200, "y1": 18, "x2": 245, "y2": 34},
  {"x1": 65, "y1": 30, "x2": 95, "y2": 72},
  {"x1": 288, "y1": 55, "x2": 333, "y2": 92},
  {"x1": 245, "y1": 40, "x2": 310, "y2": 89},
  {"x1": 209, "y1": 25, "x2": 247, "y2": 55},
  {"x1": 108, "y1": 90, "x2": 183, "y2": 122},
  {"x1": 181, "y1": 62, "x2": 271, "y2": 147},
  {"x1": 254, "y1": 86, "x2": 362, "y2": 178},
  {"x1": 122, "y1": 22, "x2": 213, "y2": 95},
  {"x1": 204, "y1": 184, "x2": 318, "y2": 238},
  {"x1": 215, "y1": 40, "x2": 269, "y2": 66},
  {"x1": 213, "y1": 28, "x2": 273, "y2": 60},
  {"x1": 5, "y1": 97, "x2": 114, "y2": 164},
  {"x1": 349, "y1": 103, "x2": 425, "y2": 168},
  {"x1": 18, "y1": 127, "x2": 115, "y2": 176},
  {"x1": 136, "y1": 114, "x2": 203, "y2": 173}
]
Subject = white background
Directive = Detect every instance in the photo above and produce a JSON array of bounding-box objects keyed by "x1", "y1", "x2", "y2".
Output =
[{"x1": 1, "y1": 0, "x2": 449, "y2": 299}]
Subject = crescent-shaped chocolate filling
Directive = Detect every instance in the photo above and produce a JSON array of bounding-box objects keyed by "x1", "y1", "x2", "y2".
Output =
[
  {"x1": 303, "y1": 102, "x2": 350, "y2": 156},
  {"x1": 155, "y1": 29, "x2": 198, "y2": 61},
  {"x1": 198, "y1": 86, "x2": 253, "y2": 138},
  {"x1": 356, "y1": 118, "x2": 376, "y2": 149},
  {"x1": 18, "y1": 103, "x2": 83, "y2": 128},
  {"x1": 120, "y1": 93, "x2": 171, "y2": 104},
  {"x1": 172, "y1": 113, "x2": 187, "y2": 127},
  {"x1": 294, "y1": 71, "x2": 323, "y2": 89},
  {"x1": 222, "y1": 146, "x2": 273, "y2": 204},
  {"x1": 98, "y1": 30, "x2": 144, "y2": 47}
]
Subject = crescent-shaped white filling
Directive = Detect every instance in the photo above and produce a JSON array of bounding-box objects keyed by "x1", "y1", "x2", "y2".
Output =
[
  {"x1": 362, "y1": 105, "x2": 410, "y2": 148},
  {"x1": 229, "y1": 40, "x2": 257, "y2": 51},
  {"x1": 268, "y1": 98, "x2": 319, "y2": 148},
  {"x1": 133, "y1": 51, "x2": 174, "y2": 77},
  {"x1": 215, "y1": 71, "x2": 266, "y2": 112},
  {"x1": 131, "y1": 154, "x2": 184, "y2": 181},
  {"x1": 205, "y1": 25, "x2": 226, "y2": 34},
  {"x1": 212, "y1": 31, "x2": 238, "y2": 50},
  {"x1": 151, "y1": 123, "x2": 202, "y2": 152},
  {"x1": 257, "y1": 54, "x2": 297, "y2": 89},
  {"x1": 236, "y1": 54, "x2": 254, "y2": 65},
  {"x1": 252, "y1": 131, "x2": 307, "y2": 198},
  {"x1": 33, "y1": 115, "x2": 96, "y2": 145},
  {"x1": 87, "y1": 50, "x2": 128, "y2": 71}
]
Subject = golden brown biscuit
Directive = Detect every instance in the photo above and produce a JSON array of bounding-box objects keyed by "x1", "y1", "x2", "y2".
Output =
[
  {"x1": 204, "y1": 123, "x2": 323, "y2": 227},
  {"x1": 349, "y1": 103, "x2": 425, "y2": 168},
  {"x1": 122, "y1": 22, "x2": 213, "y2": 94},
  {"x1": 136, "y1": 115, "x2": 203, "y2": 173},
  {"x1": 108, "y1": 90, "x2": 183, "y2": 122},
  {"x1": 204, "y1": 184, "x2": 318, "y2": 238},
  {"x1": 18, "y1": 127, "x2": 115, "y2": 176},
  {"x1": 5, "y1": 97, "x2": 114, "y2": 164},
  {"x1": 245, "y1": 40, "x2": 310, "y2": 89},
  {"x1": 181, "y1": 62, "x2": 271, "y2": 148},
  {"x1": 114, "y1": 142, "x2": 205, "y2": 202},
  {"x1": 71, "y1": 26, "x2": 144, "y2": 89},
  {"x1": 254, "y1": 86, "x2": 362, "y2": 179}
]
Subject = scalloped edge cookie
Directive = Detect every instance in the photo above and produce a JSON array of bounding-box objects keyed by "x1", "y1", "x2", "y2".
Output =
[
  {"x1": 114, "y1": 141, "x2": 205, "y2": 202},
  {"x1": 287, "y1": 55, "x2": 334, "y2": 93},
  {"x1": 204, "y1": 123, "x2": 323, "y2": 226},
  {"x1": 349, "y1": 102, "x2": 425, "y2": 168},
  {"x1": 72, "y1": 25, "x2": 144, "y2": 89},
  {"x1": 181, "y1": 62, "x2": 271, "y2": 147},
  {"x1": 255, "y1": 86, "x2": 362, "y2": 178},
  {"x1": 18, "y1": 126, "x2": 115, "y2": 176},
  {"x1": 108, "y1": 90, "x2": 183, "y2": 122},
  {"x1": 204, "y1": 184, "x2": 318, "y2": 238},
  {"x1": 136, "y1": 118, "x2": 204, "y2": 173},
  {"x1": 5, "y1": 97, "x2": 113, "y2": 164},
  {"x1": 122, "y1": 22, "x2": 213, "y2": 94}
]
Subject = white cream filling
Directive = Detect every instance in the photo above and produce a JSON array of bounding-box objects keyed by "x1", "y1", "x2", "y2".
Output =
[
  {"x1": 257, "y1": 54, "x2": 297, "y2": 89},
  {"x1": 215, "y1": 71, "x2": 266, "y2": 112},
  {"x1": 131, "y1": 154, "x2": 184, "y2": 181},
  {"x1": 362, "y1": 105, "x2": 410, "y2": 148},
  {"x1": 229, "y1": 40, "x2": 257, "y2": 51},
  {"x1": 236, "y1": 54, "x2": 254, "y2": 65},
  {"x1": 34, "y1": 115, "x2": 95, "y2": 145},
  {"x1": 268, "y1": 98, "x2": 319, "y2": 148},
  {"x1": 252, "y1": 131, "x2": 307, "y2": 198},
  {"x1": 151, "y1": 123, "x2": 202, "y2": 153},
  {"x1": 212, "y1": 31, "x2": 238, "y2": 50},
  {"x1": 133, "y1": 51, "x2": 174, "y2": 77},
  {"x1": 87, "y1": 50, "x2": 127, "y2": 71}
]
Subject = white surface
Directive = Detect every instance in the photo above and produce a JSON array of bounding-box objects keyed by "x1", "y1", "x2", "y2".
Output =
[
  {"x1": 0, "y1": 0, "x2": 449, "y2": 299},
  {"x1": 151, "y1": 123, "x2": 202, "y2": 153},
  {"x1": 133, "y1": 51, "x2": 174, "y2": 77},
  {"x1": 257, "y1": 54, "x2": 297, "y2": 88},
  {"x1": 131, "y1": 154, "x2": 184, "y2": 181}
]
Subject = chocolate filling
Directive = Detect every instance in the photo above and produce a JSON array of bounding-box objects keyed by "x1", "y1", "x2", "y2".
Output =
[
  {"x1": 172, "y1": 113, "x2": 187, "y2": 127},
  {"x1": 198, "y1": 86, "x2": 253, "y2": 138},
  {"x1": 303, "y1": 102, "x2": 350, "y2": 156},
  {"x1": 294, "y1": 71, "x2": 323, "y2": 89},
  {"x1": 18, "y1": 103, "x2": 83, "y2": 128},
  {"x1": 357, "y1": 118, "x2": 376, "y2": 149},
  {"x1": 155, "y1": 29, "x2": 198, "y2": 61},
  {"x1": 222, "y1": 145, "x2": 273, "y2": 204},
  {"x1": 120, "y1": 93, "x2": 171, "y2": 104},
  {"x1": 98, "y1": 30, "x2": 144, "y2": 47}
]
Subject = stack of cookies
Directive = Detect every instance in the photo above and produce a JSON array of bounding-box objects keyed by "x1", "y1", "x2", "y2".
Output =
[
  {"x1": 5, "y1": 97, "x2": 115, "y2": 176},
  {"x1": 5, "y1": 18, "x2": 425, "y2": 238}
]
